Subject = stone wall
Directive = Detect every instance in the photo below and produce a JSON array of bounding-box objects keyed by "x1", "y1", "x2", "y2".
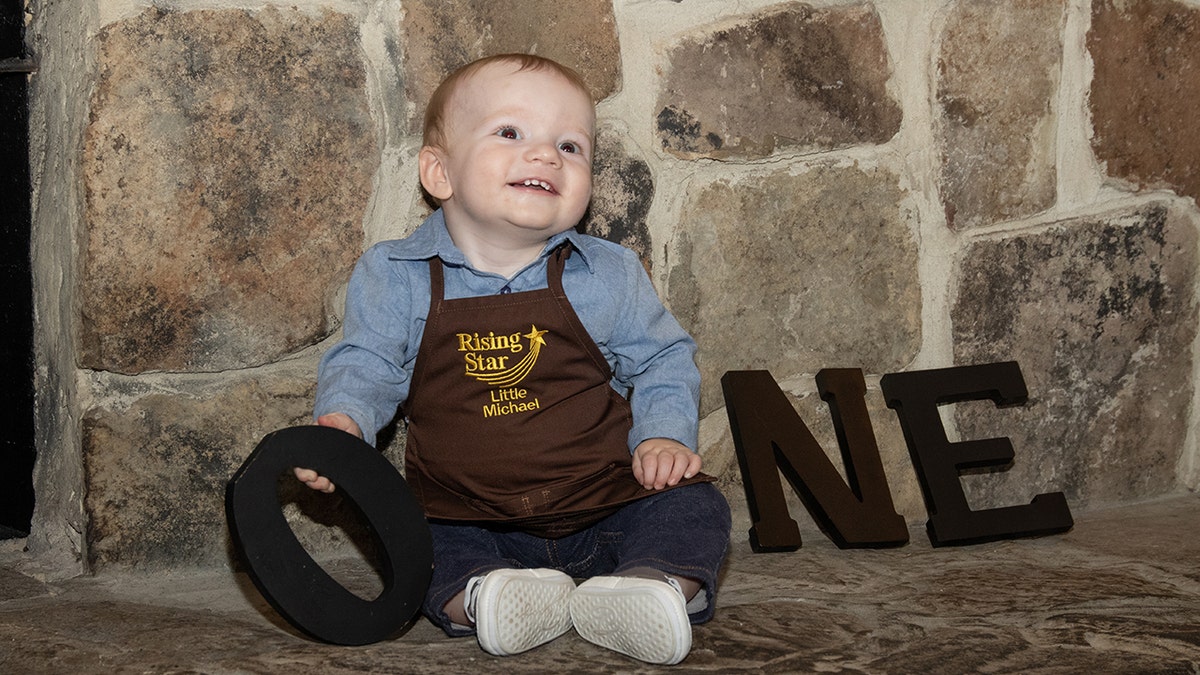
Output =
[{"x1": 21, "y1": 0, "x2": 1200, "y2": 575}]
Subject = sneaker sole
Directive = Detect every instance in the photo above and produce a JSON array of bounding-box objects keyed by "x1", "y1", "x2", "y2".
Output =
[
  {"x1": 475, "y1": 570, "x2": 575, "y2": 656},
  {"x1": 570, "y1": 580, "x2": 691, "y2": 665}
]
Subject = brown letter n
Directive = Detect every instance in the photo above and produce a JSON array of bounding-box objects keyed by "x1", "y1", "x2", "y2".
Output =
[{"x1": 722, "y1": 369, "x2": 909, "y2": 552}]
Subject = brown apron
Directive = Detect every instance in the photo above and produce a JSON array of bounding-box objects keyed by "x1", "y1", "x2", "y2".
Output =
[{"x1": 403, "y1": 245, "x2": 711, "y2": 537}]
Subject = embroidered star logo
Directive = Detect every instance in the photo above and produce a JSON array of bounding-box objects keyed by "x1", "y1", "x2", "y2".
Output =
[{"x1": 524, "y1": 325, "x2": 548, "y2": 349}]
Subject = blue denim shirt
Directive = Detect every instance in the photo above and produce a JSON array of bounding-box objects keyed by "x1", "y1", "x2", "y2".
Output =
[{"x1": 315, "y1": 209, "x2": 701, "y2": 453}]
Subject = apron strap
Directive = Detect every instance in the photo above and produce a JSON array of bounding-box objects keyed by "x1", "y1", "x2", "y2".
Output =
[
  {"x1": 427, "y1": 256, "x2": 445, "y2": 302},
  {"x1": 408, "y1": 258, "x2": 446, "y2": 414},
  {"x1": 547, "y1": 243, "x2": 572, "y2": 297}
]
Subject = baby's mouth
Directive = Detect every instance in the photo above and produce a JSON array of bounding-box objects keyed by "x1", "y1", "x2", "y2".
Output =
[{"x1": 513, "y1": 178, "x2": 556, "y2": 194}]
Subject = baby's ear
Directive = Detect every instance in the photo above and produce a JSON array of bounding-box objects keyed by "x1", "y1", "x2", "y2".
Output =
[{"x1": 418, "y1": 146, "x2": 453, "y2": 202}]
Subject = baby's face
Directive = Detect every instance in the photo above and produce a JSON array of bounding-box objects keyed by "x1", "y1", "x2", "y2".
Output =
[{"x1": 435, "y1": 62, "x2": 595, "y2": 247}]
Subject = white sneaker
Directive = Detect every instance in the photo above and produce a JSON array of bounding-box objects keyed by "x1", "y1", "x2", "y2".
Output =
[
  {"x1": 466, "y1": 568, "x2": 576, "y2": 656},
  {"x1": 569, "y1": 575, "x2": 692, "y2": 665}
]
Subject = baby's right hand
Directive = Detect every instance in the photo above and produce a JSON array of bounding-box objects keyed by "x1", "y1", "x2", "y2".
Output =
[{"x1": 293, "y1": 413, "x2": 364, "y2": 493}]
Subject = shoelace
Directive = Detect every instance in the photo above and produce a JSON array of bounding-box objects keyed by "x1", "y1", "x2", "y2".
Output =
[{"x1": 663, "y1": 576, "x2": 685, "y2": 599}]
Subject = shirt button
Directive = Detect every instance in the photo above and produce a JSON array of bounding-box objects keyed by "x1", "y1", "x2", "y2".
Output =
[{"x1": 499, "y1": 285, "x2": 512, "y2": 295}]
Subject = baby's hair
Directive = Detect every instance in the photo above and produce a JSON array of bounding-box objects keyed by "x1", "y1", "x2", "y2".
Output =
[{"x1": 422, "y1": 53, "x2": 593, "y2": 150}]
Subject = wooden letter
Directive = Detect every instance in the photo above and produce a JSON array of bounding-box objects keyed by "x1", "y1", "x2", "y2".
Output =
[
  {"x1": 880, "y1": 362, "x2": 1073, "y2": 546},
  {"x1": 722, "y1": 369, "x2": 909, "y2": 551},
  {"x1": 226, "y1": 426, "x2": 433, "y2": 644}
]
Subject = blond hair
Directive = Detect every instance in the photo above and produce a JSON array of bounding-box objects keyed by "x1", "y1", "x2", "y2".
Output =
[{"x1": 422, "y1": 54, "x2": 593, "y2": 150}]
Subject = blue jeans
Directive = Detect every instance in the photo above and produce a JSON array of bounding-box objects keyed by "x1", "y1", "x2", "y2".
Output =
[{"x1": 422, "y1": 482, "x2": 731, "y2": 636}]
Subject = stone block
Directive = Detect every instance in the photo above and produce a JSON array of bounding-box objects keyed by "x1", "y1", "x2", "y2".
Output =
[
  {"x1": 669, "y1": 165, "x2": 921, "y2": 414},
  {"x1": 936, "y1": 0, "x2": 1064, "y2": 230},
  {"x1": 578, "y1": 126, "x2": 654, "y2": 267},
  {"x1": 398, "y1": 0, "x2": 620, "y2": 134},
  {"x1": 81, "y1": 8, "x2": 376, "y2": 374},
  {"x1": 1089, "y1": 0, "x2": 1200, "y2": 204},
  {"x1": 656, "y1": 2, "x2": 901, "y2": 159},
  {"x1": 952, "y1": 203, "x2": 1198, "y2": 509},
  {"x1": 83, "y1": 372, "x2": 329, "y2": 569}
]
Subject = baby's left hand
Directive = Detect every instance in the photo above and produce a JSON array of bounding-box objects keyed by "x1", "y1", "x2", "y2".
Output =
[{"x1": 632, "y1": 438, "x2": 702, "y2": 490}]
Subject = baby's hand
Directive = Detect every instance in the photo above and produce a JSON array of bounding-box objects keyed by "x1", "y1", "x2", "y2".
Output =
[
  {"x1": 293, "y1": 413, "x2": 364, "y2": 493},
  {"x1": 632, "y1": 438, "x2": 702, "y2": 490},
  {"x1": 316, "y1": 412, "x2": 362, "y2": 438}
]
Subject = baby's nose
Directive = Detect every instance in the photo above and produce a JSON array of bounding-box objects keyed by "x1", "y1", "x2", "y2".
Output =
[{"x1": 526, "y1": 141, "x2": 561, "y2": 164}]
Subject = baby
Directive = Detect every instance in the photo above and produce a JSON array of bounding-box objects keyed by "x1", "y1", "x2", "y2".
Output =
[{"x1": 296, "y1": 54, "x2": 730, "y2": 665}]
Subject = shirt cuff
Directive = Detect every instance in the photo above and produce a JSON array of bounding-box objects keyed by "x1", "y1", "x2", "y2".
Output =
[{"x1": 628, "y1": 416, "x2": 699, "y2": 454}]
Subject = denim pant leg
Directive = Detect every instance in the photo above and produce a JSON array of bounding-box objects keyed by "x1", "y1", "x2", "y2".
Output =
[
  {"x1": 421, "y1": 523, "x2": 528, "y2": 637},
  {"x1": 421, "y1": 483, "x2": 731, "y2": 635},
  {"x1": 422, "y1": 522, "x2": 598, "y2": 636},
  {"x1": 591, "y1": 482, "x2": 731, "y2": 624}
]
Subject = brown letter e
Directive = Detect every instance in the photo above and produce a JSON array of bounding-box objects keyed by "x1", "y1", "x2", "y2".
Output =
[{"x1": 880, "y1": 362, "x2": 1073, "y2": 546}]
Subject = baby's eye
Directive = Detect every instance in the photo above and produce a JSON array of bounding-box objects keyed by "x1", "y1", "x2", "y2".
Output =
[
  {"x1": 496, "y1": 127, "x2": 520, "y2": 140},
  {"x1": 559, "y1": 141, "x2": 579, "y2": 154}
]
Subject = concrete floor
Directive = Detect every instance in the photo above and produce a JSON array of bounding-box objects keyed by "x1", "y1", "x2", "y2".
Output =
[{"x1": 2, "y1": 494, "x2": 1199, "y2": 673}]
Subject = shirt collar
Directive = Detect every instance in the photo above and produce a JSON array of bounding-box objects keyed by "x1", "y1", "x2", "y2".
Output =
[{"x1": 388, "y1": 209, "x2": 595, "y2": 273}]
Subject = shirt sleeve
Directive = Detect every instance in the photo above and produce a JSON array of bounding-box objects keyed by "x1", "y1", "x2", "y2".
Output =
[
  {"x1": 314, "y1": 245, "x2": 416, "y2": 447},
  {"x1": 605, "y1": 247, "x2": 702, "y2": 453}
]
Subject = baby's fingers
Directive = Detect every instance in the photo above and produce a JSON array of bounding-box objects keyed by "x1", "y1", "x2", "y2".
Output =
[
  {"x1": 658, "y1": 452, "x2": 702, "y2": 489},
  {"x1": 293, "y1": 467, "x2": 336, "y2": 493}
]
